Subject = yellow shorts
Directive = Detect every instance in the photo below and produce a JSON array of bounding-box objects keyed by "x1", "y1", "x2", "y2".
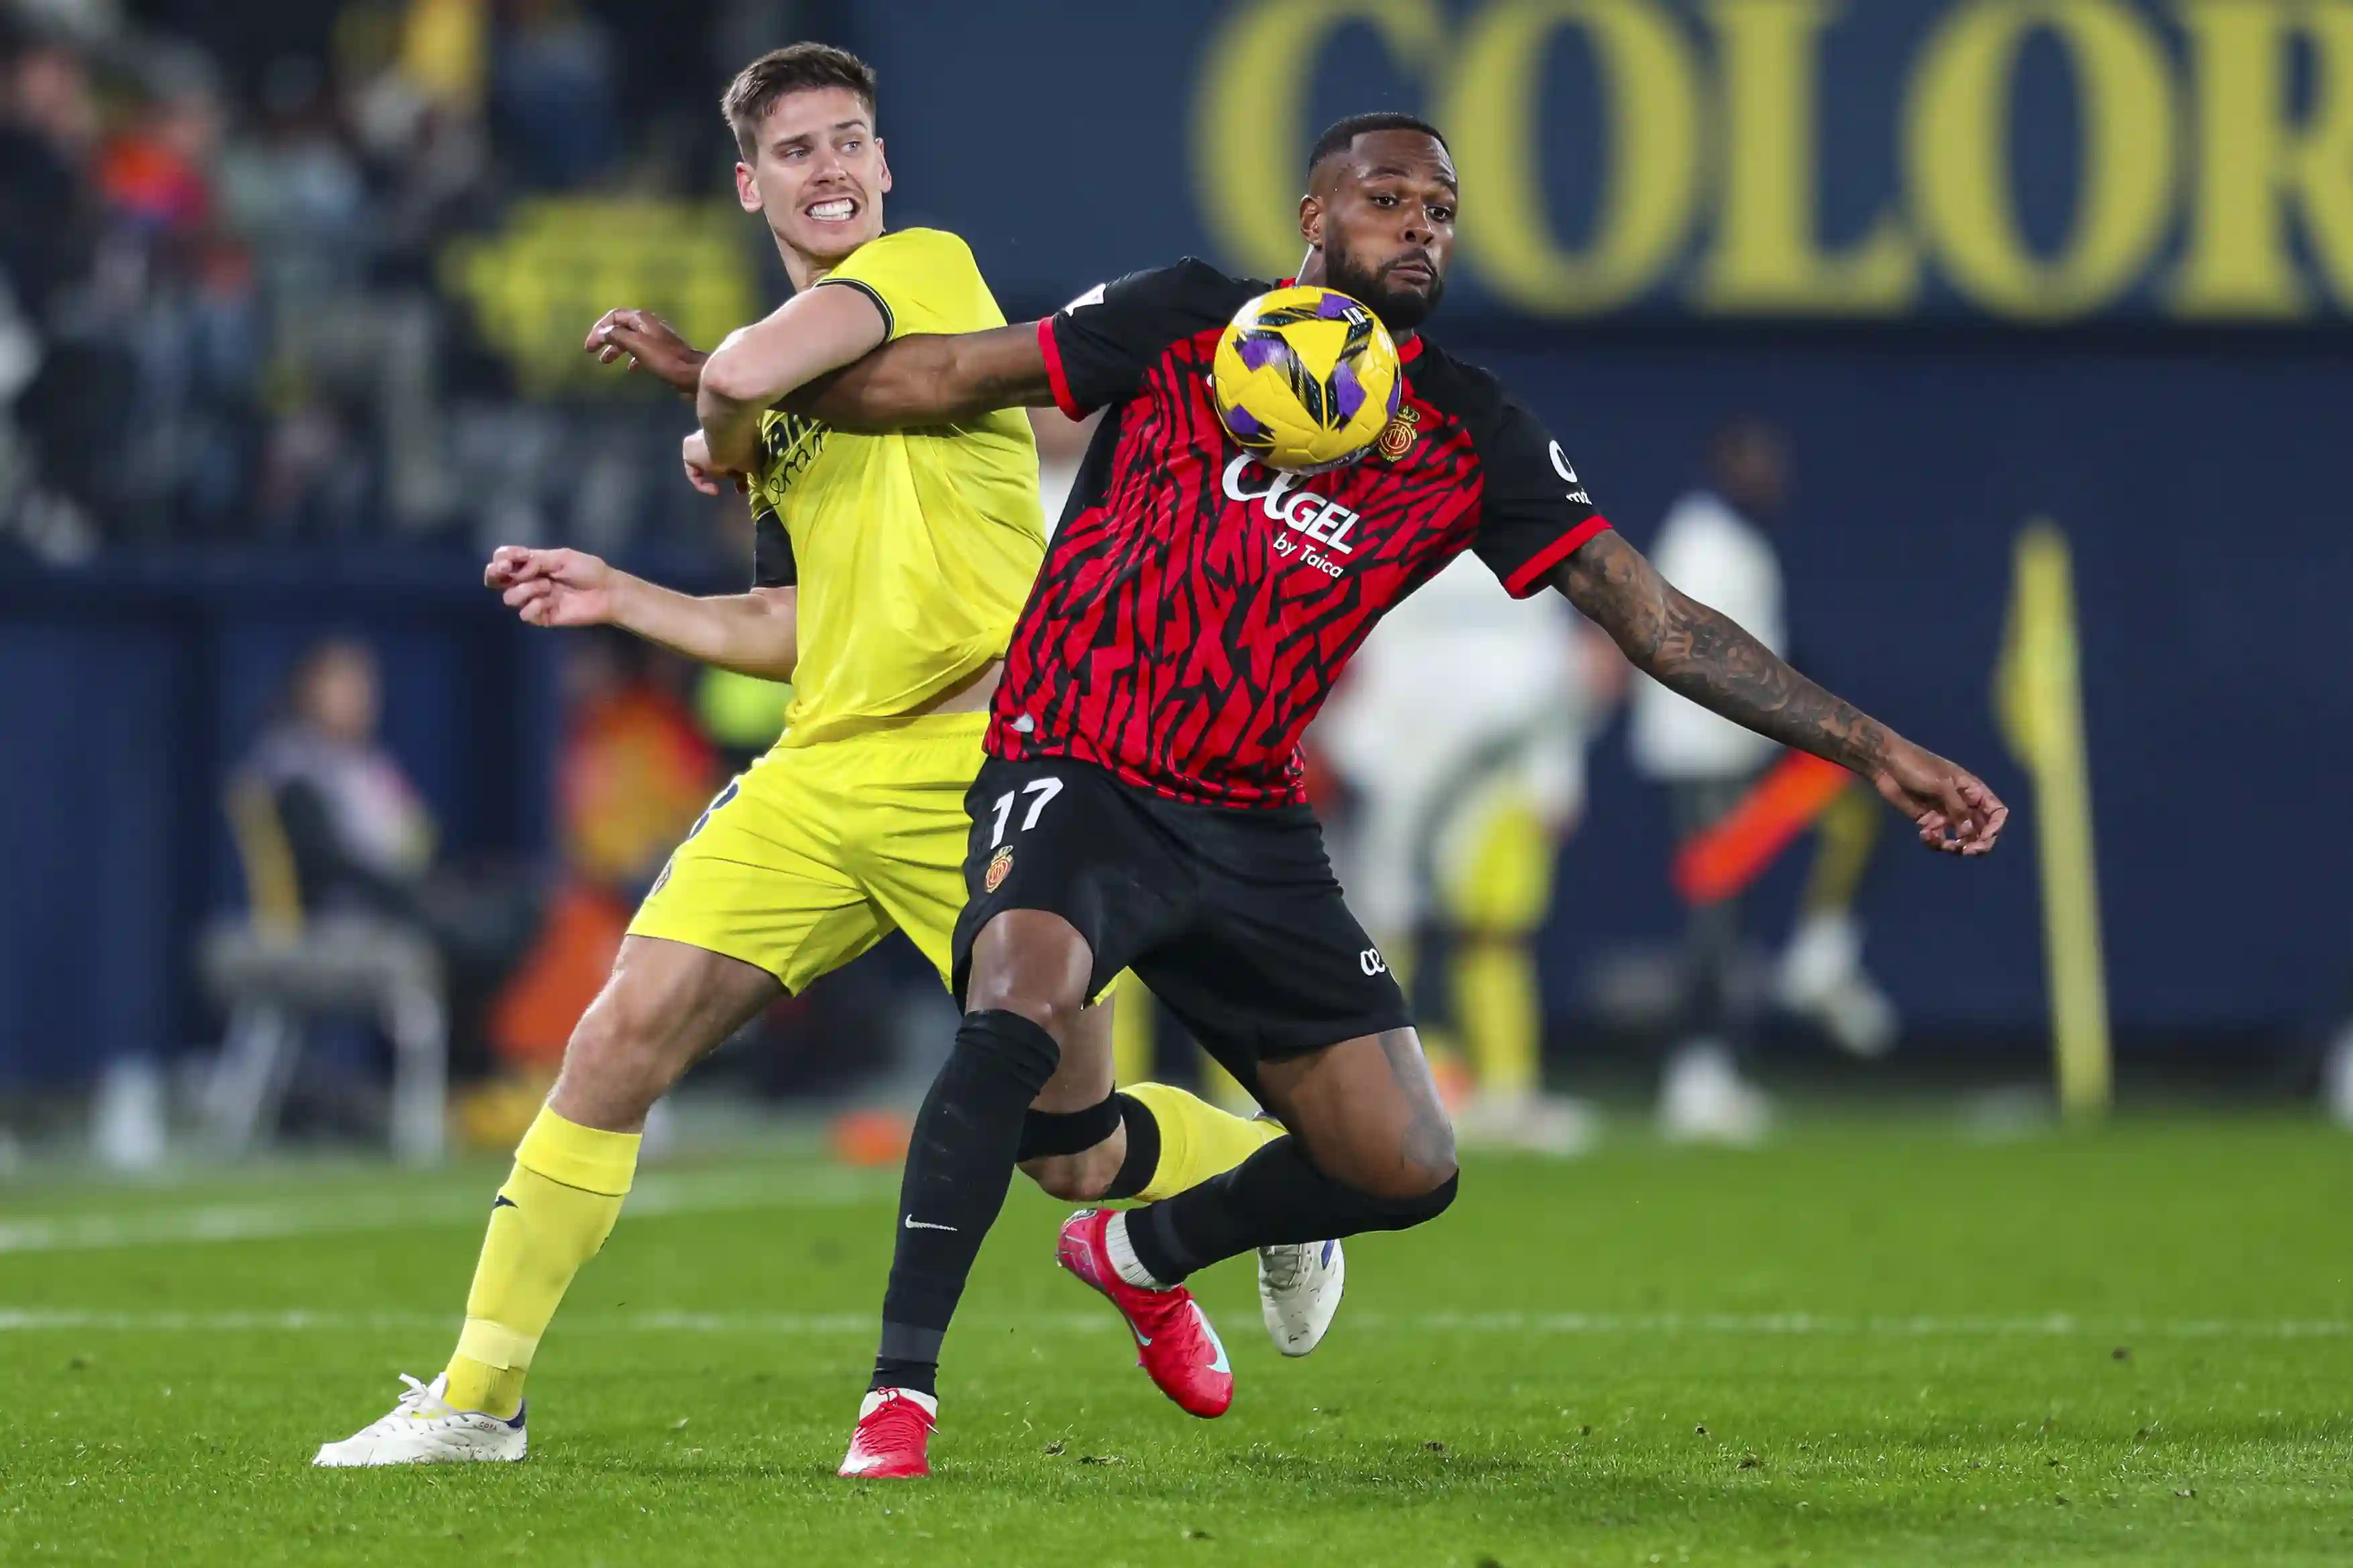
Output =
[{"x1": 628, "y1": 710, "x2": 984, "y2": 993}]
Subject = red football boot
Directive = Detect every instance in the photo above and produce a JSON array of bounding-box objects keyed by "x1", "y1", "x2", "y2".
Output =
[
  {"x1": 837, "y1": 1388, "x2": 936, "y2": 1479},
  {"x1": 1055, "y1": 1209, "x2": 1234, "y2": 1418}
]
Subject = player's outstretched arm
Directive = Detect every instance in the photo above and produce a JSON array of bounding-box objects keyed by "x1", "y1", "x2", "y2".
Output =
[
  {"x1": 785, "y1": 322, "x2": 1054, "y2": 433},
  {"x1": 485, "y1": 546, "x2": 799, "y2": 680},
  {"x1": 1552, "y1": 531, "x2": 2007, "y2": 855},
  {"x1": 697, "y1": 286, "x2": 893, "y2": 471}
]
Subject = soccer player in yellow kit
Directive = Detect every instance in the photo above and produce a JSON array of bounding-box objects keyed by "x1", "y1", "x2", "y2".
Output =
[{"x1": 314, "y1": 43, "x2": 1325, "y2": 1468}]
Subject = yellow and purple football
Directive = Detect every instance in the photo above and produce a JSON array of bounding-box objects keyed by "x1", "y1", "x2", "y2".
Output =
[{"x1": 1211, "y1": 284, "x2": 1402, "y2": 473}]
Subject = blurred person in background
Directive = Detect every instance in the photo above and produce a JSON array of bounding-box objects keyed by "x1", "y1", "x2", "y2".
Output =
[
  {"x1": 0, "y1": 23, "x2": 107, "y2": 557},
  {"x1": 1631, "y1": 420, "x2": 1896, "y2": 1144},
  {"x1": 0, "y1": 23, "x2": 99, "y2": 315},
  {"x1": 1316, "y1": 554, "x2": 1621, "y2": 1153},
  {"x1": 0, "y1": 22, "x2": 274, "y2": 547},
  {"x1": 241, "y1": 636, "x2": 536, "y2": 1111},
  {"x1": 1631, "y1": 420, "x2": 1784, "y2": 1143},
  {"x1": 96, "y1": 49, "x2": 270, "y2": 540},
  {"x1": 247, "y1": 639, "x2": 436, "y2": 924}
]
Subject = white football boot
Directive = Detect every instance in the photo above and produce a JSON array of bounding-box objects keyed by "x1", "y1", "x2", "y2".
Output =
[
  {"x1": 1776, "y1": 911, "x2": 1898, "y2": 1059},
  {"x1": 1453, "y1": 1090, "x2": 1601, "y2": 1157},
  {"x1": 1658, "y1": 1040, "x2": 1774, "y2": 1147},
  {"x1": 312, "y1": 1372, "x2": 528, "y2": 1466},
  {"x1": 1257, "y1": 1237, "x2": 1346, "y2": 1357}
]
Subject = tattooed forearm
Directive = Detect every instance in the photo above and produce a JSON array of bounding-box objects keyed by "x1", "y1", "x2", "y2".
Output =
[{"x1": 1553, "y1": 530, "x2": 1892, "y2": 774}]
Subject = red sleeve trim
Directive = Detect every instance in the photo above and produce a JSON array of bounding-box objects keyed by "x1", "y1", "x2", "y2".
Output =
[
  {"x1": 1036, "y1": 316, "x2": 1086, "y2": 421},
  {"x1": 1504, "y1": 516, "x2": 1611, "y2": 598}
]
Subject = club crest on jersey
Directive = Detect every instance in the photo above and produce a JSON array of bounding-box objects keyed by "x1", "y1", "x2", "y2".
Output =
[
  {"x1": 984, "y1": 845, "x2": 1014, "y2": 894},
  {"x1": 1377, "y1": 405, "x2": 1420, "y2": 462}
]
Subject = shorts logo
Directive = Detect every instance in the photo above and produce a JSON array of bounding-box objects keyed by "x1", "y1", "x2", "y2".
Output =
[
  {"x1": 1377, "y1": 405, "x2": 1420, "y2": 462},
  {"x1": 1359, "y1": 947, "x2": 1387, "y2": 976},
  {"x1": 984, "y1": 845, "x2": 1015, "y2": 894}
]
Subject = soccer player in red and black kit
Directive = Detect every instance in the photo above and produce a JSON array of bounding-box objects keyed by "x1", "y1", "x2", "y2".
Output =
[{"x1": 805, "y1": 113, "x2": 2008, "y2": 1477}]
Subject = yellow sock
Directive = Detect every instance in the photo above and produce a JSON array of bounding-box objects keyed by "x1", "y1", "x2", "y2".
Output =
[
  {"x1": 441, "y1": 1107, "x2": 638, "y2": 1418},
  {"x1": 1442, "y1": 795, "x2": 1554, "y2": 1100},
  {"x1": 1121, "y1": 1081, "x2": 1283, "y2": 1202},
  {"x1": 1455, "y1": 939, "x2": 1542, "y2": 1098}
]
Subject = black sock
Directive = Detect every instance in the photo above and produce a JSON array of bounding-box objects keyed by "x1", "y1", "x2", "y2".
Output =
[
  {"x1": 1099, "y1": 1092, "x2": 1162, "y2": 1201},
  {"x1": 870, "y1": 1010, "x2": 1061, "y2": 1392},
  {"x1": 1124, "y1": 1136, "x2": 1458, "y2": 1284},
  {"x1": 870, "y1": 1355, "x2": 937, "y2": 1398}
]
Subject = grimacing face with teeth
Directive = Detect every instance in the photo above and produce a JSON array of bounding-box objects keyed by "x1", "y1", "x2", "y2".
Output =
[{"x1": 732, "y1": 83, "x2": 892, "y2": 279}]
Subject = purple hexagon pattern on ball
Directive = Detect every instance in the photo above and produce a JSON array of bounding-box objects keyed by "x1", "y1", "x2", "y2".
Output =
[
  {"x1": 1222, "y1": 402, "x2": 1268, "y2": 438},
  {"x1": 1386, "y1": 375, "x2": 1403, "y2": 416},
  {"x1": 1237, "y1": 333, "x2": 1289, "y2": 374},
  {"x1": 1316, "y1": 292, "x2": 1358, "y2": 319},
  {"x1": 1331, "y1": 358, "x2": 1365, "y2": 424}
]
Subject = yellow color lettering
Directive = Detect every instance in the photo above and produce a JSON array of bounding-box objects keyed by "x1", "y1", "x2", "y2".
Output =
[
  {"x1": 1191, "y1": 0, "x2": 1448, "y2": 279},
  {"x1": 1699, "y1": 0, "x2": 1918, "y2": 313},
  {"x1": 1906, "y1": 0, "x2": 2175, "y2": 320},
  {"x1": 1440, "y1": 0, "x2": 1703, "y2": 315},
  {"x1": 2173, "y1": 1, "x2": 2353, "y2": 316}
]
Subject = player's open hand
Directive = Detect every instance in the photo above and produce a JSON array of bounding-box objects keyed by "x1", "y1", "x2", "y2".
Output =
[
  {"x1": 1869, "y1": 739, "x2": 2008, "y2": 856},
  {"x1": 681, "y1": 430, "x2": 746, "y2": 497},
  {"x1": 483, "y1": 545, "x2": 618, "y2": 628},
  {"x1": 584, "y1": 308, "x2": 705, "y2": 396}
]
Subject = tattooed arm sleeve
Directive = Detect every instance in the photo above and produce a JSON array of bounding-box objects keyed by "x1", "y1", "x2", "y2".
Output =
[{"x1": 1552, "y1": 529, "x2": 1893, "y2": 774}]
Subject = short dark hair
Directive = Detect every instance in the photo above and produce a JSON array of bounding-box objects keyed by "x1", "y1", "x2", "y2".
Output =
[
  {"x1": 722, "y1": 43, "x2": 877, "y2": 160},
  {"x1": 1308, "y1": 112, "x2": 1449, "y2": 178}
]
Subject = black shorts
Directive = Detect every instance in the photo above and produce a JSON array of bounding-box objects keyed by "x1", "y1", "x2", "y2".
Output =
[{"x1": 950, "y1": 754, "x2": 1410, "y2": 1074}]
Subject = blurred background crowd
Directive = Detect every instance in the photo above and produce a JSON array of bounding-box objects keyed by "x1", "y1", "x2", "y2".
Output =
[
  {"x1": 0, "y1": 0, "x2": 798, "y2": 566},
  {"x1": 3, "y1": 0, "x2": 2348, "y2": 1168}
]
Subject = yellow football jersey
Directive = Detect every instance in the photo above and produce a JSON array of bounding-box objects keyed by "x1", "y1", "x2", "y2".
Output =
[{"x1": 746, "y1": 228, "x2": 1045, "y2": 748}]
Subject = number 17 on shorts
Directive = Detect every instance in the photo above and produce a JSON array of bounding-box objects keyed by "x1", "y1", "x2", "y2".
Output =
[{"x1": 980, "y1": 774, "x2": 1061, "y2": 894}]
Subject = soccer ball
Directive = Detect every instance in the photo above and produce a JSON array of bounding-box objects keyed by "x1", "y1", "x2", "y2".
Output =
[{"x1": 1211, "y1": 285, "x2": 1402, "y2": 473}]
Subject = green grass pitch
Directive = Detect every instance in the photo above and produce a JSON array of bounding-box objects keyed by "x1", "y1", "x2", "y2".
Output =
[{"x1": 3, "y1": 1118, "x2": 2348, "y2": 1565}]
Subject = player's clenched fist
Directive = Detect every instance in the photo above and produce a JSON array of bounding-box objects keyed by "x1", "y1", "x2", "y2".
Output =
[
  {"x1": 483, "y1": 545, "x2": 618, "y2": 628},
  {"x1": 682, "y1": 429, "x2": 744, "y2": 497}
]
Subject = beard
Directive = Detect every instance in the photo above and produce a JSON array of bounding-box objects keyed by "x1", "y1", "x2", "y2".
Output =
[{"x1": 1324, "y1": 237, "x2": 1445, "y2": 333}]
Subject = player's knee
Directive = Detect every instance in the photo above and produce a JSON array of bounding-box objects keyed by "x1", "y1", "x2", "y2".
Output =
[
  {"x1": 1364, "y1": 1166, "x2": 1459, "y2": 1227},
  {"x1": 962, "y1": 970, "x2": 1086, "y2": 1044},
  {"x1": 965, "y1": 910, "x2": 1094, "y2": 1044},
  {"x1": 557, "y1": 990, "x2": 681, "y2": 1112},
  {"x1": 944, "y1": 1008, "x2": 1064, "y2": 1107},
  {"x1": 1355, "y1": 1152, "x2": 1459, "y2": 1207}
]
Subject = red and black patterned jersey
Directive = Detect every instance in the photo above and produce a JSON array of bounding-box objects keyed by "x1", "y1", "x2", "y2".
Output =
[{"x1": 993, "y1": 257, "x2": 1611, "y2": 808}]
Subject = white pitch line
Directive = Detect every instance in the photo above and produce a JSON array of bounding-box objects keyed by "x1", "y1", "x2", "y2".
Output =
[
  {"x1": 0, "y1": 1308, "x2": 2343, "y2": 1340},
  {"x1": 0, "y1": 1168, "x2": 895, "y2": 1256}
]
